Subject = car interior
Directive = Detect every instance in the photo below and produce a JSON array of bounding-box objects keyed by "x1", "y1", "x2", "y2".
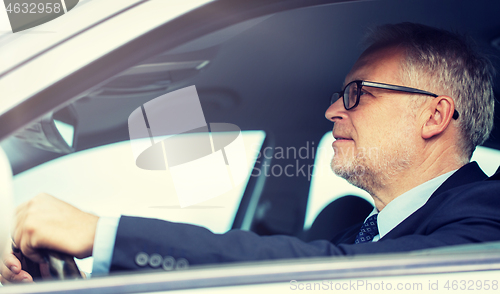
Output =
[{"x1": 1, "y1": 0, "x2": 500, "y2": 279}]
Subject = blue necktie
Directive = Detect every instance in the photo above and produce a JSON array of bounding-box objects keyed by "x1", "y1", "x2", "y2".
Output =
[{"x1": 354, "y1": 214, "x2": 379, "y2": 244}]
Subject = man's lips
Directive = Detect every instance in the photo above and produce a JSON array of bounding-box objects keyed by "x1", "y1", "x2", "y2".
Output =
[
  {"x1": 332, "y1": 135, "x2": 353, "y2": 147},
  {"x1": 333, "y1": 134, "x2": 353, "y2": 141},
  {"x1": 334, "y1": 137, "x2": 352, "y2": 140}
]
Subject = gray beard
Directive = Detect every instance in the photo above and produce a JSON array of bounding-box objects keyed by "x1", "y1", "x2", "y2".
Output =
[{"x1": 330, "y1": 140, "x2": 414, "y2": 196}]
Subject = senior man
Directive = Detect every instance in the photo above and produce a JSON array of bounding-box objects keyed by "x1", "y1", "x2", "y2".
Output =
[{"x1": 2, "y1": 22, "x2": 500, "y2": 283}]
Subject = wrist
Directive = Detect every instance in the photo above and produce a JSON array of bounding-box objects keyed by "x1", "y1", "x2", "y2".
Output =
[{"x1": 75, "y1": 213, "x2": 99, "y2": 259}]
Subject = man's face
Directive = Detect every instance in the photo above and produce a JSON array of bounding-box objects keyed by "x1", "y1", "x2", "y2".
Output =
[{"x1": 325, "y1": 46, "x2": 420, "y2": 194}]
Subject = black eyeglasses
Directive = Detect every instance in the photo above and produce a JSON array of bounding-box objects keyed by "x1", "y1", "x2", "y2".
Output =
[{"x1": 330, "y1": 80, "x2": 459, "y2": 120}]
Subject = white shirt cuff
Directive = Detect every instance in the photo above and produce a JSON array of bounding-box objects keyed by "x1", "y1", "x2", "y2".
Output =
[{"x1": 91, "y1": 216, "x2": 120, "y2": 275}]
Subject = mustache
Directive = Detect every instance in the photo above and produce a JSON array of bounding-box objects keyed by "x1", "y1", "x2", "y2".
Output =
[{"x1": 332, "y1": 125, "x2": 352, "y2": 139}]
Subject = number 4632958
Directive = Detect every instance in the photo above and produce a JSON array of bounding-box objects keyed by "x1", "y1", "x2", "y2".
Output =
[
  {"x1": 443, "y1": 280, "x2": 498, "y2": 291},
  {"x1": 6, "y1": 2, "x2": 62, "y2": 14}
]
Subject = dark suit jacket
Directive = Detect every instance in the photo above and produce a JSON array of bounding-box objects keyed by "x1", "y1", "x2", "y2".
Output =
[{"x1": 110, "y1": 162, "x2": 500, "y2": 272}]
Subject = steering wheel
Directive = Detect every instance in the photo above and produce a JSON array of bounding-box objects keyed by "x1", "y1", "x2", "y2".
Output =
[{"x1": 13, "y1": 245, "x2": 82, "y2": 281}]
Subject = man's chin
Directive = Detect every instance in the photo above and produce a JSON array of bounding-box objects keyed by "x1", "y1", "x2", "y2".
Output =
[
  {"x1": 331, "y1": 162, "x2": 371, "y2": 192},
  {"x1": 330, "y1": 158, "x2": 365, "y2": 179}
]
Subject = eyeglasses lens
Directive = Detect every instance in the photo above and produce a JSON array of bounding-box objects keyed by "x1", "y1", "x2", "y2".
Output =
[
  {"x1": 345, "y1": 82, "x2": 358, "y2": 110},
  {"x1": 330, "y1": 92, "x2": 340, "y2": 106}
]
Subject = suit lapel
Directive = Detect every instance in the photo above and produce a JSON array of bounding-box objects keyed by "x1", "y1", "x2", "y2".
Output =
[
  {"x1": 380, "y1": 161, "x2": 487, "y2": 240},
  {"x1": 430, "y1": 162, "x2": 487, "y2": 197}
]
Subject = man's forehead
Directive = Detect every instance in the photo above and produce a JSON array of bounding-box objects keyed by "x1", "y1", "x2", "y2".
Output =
[
  {"x1": 344, "y1": 58, "x2": 371, "y2": 86},
  {"x1": 344, "y1": 46, "x2": 405, "y2": 86}
]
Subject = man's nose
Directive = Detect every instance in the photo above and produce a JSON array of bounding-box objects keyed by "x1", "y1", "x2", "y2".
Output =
[{"x1": 325, "y1": 96, "x2": 347, "y2": 122}]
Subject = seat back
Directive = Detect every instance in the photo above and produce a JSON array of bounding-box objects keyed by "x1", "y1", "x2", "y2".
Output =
[{"x1": 303, "y1": 195, "x2": 373, "y2": 242}]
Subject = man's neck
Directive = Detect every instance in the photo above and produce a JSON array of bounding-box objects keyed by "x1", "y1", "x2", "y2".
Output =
[{"x1": 370, "y1": 160, "x2": 464, "y2": 211}]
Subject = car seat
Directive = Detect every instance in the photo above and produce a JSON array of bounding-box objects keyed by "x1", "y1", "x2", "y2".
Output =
[{"x1": 303, "y1": 195, "x2": 373, "y2": 242}]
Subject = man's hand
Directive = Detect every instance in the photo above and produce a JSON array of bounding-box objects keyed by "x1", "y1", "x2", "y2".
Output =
[
  {"x1": 12, "y1": 193, "x2": 98, "y2": 264},
  {"x1": 0, "y1": 247, "x2": 33, "y2": 285}
]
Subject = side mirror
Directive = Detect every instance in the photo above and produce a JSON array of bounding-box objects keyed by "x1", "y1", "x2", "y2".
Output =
[{"x1": 15, "y1": 105, "x2": 78, "y2": 154}]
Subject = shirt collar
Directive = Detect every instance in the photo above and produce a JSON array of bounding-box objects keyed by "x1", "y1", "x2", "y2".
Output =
[{"x1": 367, "y1": 169, "x2": 457, "y2": 239}]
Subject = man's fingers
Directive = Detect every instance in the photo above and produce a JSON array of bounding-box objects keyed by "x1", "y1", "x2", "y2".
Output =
[
  {"x1": 18, "y1": 245, "x2": 44, "y2": 264},
  {"x1": 12, "y1": 205, "x2": 27, "y2": 253},
  {"x1": 10, "y1": 193, "x2": 98, "y2": 263},
  {"x1": 0, "y1": 270, "x2": 33, "y2": 284},
  {"x1": 0, "y1": 251, "x2": 33, "y2": 284},
  {"x1": 12, "y1": 204, "x2": 45, "y2": 264},
  {"x1": 12, "y1": 202, "x2": 27, "y2": 237},
  {"x1": 0, "y1": 273, "x2": 12, "y2": 285},
  {"x1": 1, "y1": 250, "x2": 21, "y2": 277}
]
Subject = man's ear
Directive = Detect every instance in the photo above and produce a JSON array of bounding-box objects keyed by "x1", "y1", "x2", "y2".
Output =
[{"x1": 421, "y1": 96, "x2": 455, "y2": 139}]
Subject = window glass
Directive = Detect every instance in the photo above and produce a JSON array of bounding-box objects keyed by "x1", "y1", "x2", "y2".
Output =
[
  {"x1": 12, "y1": 130, "x2": 265, "y2": 273},
  {"x1": 305, "y1": 131, "x2": 500, "y2": 230}
]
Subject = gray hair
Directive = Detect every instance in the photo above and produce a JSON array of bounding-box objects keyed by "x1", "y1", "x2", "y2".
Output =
[{"x1": 365, "y1": 23, "x2": 495, "y2": 160}]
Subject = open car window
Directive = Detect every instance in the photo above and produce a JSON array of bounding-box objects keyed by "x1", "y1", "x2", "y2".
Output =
[
  {"x1": 305, "y1": 133, "x2": 500, "y2": 231},
  {"x1": 9, "y1": 130, "x2": 265, "y2": 273},
  {"x1": 1, "y1": 0, "x2": 500, "y2": 292}
]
